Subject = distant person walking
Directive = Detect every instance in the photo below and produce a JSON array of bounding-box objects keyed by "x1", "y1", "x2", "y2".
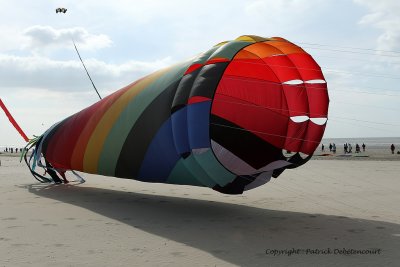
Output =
[
  {"x1": 362, "y1": 143, "x2": 366, "y2": 152},
  {"x1": 356, "y1": 143, "x2": 360, "y2": 153},
  {"x1": 344, "y1": 143, "x2": 348, "y2": 154},
  {"x1": 321, "y1": 144, "x2": 325, "y2": 152},
  {"x1": 391, "y1": 144, "x2": 395, "y2": 154},
  {"x1": 332, "y1": 143, "x2": 336, "y2": 154},
  {"x1": 329, "y1": 143, "x2": 332, "y2": 152}
]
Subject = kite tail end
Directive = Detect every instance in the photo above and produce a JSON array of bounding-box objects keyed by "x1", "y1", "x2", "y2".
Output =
[
  {"x1": 22, "y1": 135, "x2": 86, "y2": 184},
  {"x1": 22, "y1": 135, "x2": 52, "y2": 183}
]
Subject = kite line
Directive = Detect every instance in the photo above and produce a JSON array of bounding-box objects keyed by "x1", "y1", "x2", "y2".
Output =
[
  {"x1": 72, "y1": 39, "x2": 102, "y2": 100},
  {"x1": 55, "y1": 7, "x2": 101, "y2": 100}
]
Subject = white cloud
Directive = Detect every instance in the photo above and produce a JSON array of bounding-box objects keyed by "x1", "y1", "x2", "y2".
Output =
[
  {"x1": 245, "y1": 0, "x2": 321, "y2": 18},
  {"x1": 355, "y1": 0, "x2": 400, "y2": 52},
  {"x1": 22, "y1": 25, "x2": 112, "y2": 52},
  {"x1": 0, "y1": 26, "x2": 26, "y2": 52},
  {"x1": 0, "y1": 53, "x2": 172, "y2": 92}
]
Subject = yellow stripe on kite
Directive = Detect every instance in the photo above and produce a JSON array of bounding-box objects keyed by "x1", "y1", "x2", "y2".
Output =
[{"x1": 82, "y1": 67, "x2": 171, "y2": 173}]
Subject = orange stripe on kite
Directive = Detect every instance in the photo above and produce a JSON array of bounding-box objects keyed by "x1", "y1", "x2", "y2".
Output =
[{"x1": 0, "y1": 98, "x2": 29, "y2": 142}]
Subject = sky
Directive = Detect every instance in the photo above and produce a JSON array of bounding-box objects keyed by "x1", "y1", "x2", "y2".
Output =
[{"x1": 1, "y1": 0, "x2": 400, "y2": 147}]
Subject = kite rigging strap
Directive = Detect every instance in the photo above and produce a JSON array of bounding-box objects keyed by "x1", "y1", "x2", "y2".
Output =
[
  {"x1": 272, "y1": 152, "x2": 313, "y2": 178},
  {"x1": 21, "y1": 136, "x2": 52, "y2": 183},
  {"x1": 213, "y1": 150, "x2": 312, "y2": 194}
]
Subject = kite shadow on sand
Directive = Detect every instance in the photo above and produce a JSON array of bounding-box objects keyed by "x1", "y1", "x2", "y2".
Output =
[{"x1": 28, "y1": 184, "x2": 400, "y2": 266}]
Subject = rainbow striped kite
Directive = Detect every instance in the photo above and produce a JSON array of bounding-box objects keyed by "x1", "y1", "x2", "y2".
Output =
[{"x1": 25, "y1": 35, "x2": 329, "y2": 194}]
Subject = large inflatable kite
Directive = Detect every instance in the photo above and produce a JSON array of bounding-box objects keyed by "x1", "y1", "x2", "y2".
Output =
[{"x1": 25, "y1": 35, "x2": 329, "y2": 194}]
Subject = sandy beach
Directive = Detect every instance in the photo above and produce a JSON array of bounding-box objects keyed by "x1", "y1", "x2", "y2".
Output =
[{"x1": 0, "y1": 154, "x2": 399, "y2": 266}]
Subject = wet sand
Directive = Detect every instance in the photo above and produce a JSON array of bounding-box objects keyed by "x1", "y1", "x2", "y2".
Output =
[{"x1": 0, "y1": 155, "x2": 399, "y2": 266}]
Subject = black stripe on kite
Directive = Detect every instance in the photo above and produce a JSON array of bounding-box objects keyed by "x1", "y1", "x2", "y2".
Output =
[
  {"x1": 115, "y1": 79, "x2": 181, "y2": 179},
  {"x1": 210, "y1": 114, "x2": 285, "y2": 169},
  {"x1": 171, "y1": 67, "x2": 202, "y2": 113},
  {"x1": 190, "y1": 62, "x2": 230, "y2": 99}
]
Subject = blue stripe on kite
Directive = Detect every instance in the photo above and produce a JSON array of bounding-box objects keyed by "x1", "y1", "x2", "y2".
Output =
[
  {"x1": 171, "y1": 107, "x2": 190, "y2": 155},
  {"x1": 138, "y1": 118, "x2": 180, "y2": 182},
  {"x1": 187, "y1": 100, "x2": 211, "y2": 150}
]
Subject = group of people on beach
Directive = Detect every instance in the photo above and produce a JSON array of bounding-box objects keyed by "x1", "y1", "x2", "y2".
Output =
[
  {"x1": 3, "y1": 147, "x2": 23, "y2": 153},
  {"x1": 343, "y1": 143, "x2": 365, "y2": 153},
  {"x1": 321, "y1": 142, "x2": 365, "y2": 154},
  {"x1": 321, "y1": 143, "x2": 398, "y2": 154},
  {"x1": 321, "y1": 143, "x2": 337, "y2": 153}
]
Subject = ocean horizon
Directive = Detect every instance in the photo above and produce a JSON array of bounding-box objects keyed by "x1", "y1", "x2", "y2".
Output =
[{"x1": 1, "y1": 136, "x2": 399, "y2": 152}]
